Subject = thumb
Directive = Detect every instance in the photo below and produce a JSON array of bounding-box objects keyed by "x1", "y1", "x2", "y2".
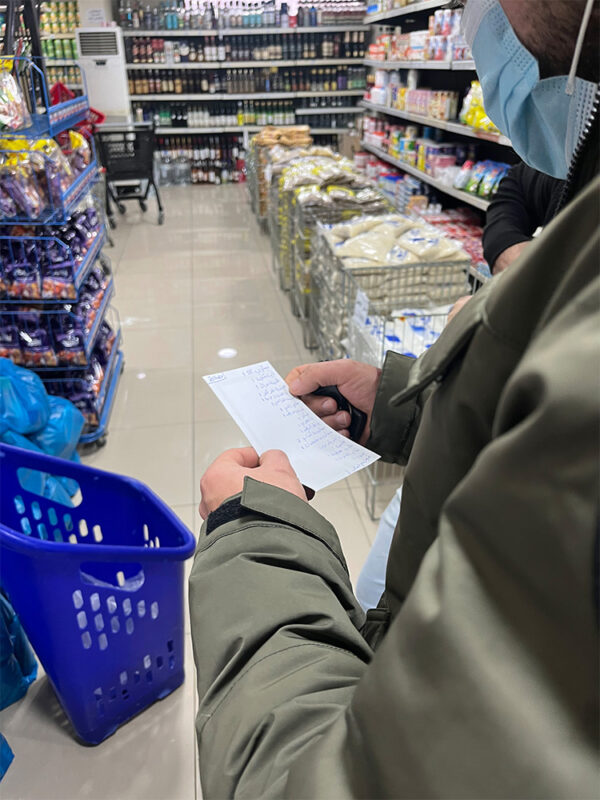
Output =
[
  {"x1": 286, "y1": 361, "x2": 348, "y2": 397},
  {"x1": 218, "y1": 447, "x2": 261, "y2": 468}
]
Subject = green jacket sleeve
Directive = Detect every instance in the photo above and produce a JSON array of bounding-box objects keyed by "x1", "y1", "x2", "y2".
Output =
[
  {"x1": 189, "y1": 478, "x2": 372, "y2": 799},
  {"x1": 190, "y1": 275, "x2": 598, "y2": 799}
]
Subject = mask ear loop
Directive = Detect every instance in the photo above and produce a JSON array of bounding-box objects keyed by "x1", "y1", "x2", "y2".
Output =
[{"x1": 566, "y1": 0, "x2": 595, "y2": 95}]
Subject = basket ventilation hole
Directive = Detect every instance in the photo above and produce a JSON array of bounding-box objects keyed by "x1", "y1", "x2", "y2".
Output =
[
  {"x1": 48, "y1": 507, "x2": 58, "y2": 526},
  {"x1": 94, "y1": 613, "x2": 104, "y2": 631},
  {"x1": 31, "y1": 501, "x2": 42, "y2": 521},
  {"x1": 156, "y1": 656, "x2": 163, "y2": 669},
  {"x1": 126, "y1": 618, "x2": 135, "y2": 635},
  {"x1": 79, "y1": 519, "x2": 88, "y2": 537},
  {"x1": 154, "y1": 536, "x2": 160, "y2": 548},
  {"x1": 63, "y1": 514, "x2": 73, "y2": 532},
  {"x1": 149, "y1": 540, "x2": 154, "y2": 548},
  {"x1": 37, "y1": 523, "x2": 48, "y2": 540},
  {"x1": 122, "y1": 690, "x2": 130, "y2": 700},
  {"x1": 122, "y1": 597, "x2": 132, "y2": 615},
  {"x1": 137, "y1": 600, "x2": 146, "y2": 618},
  {"x1": 151, "y1": 601, "x2": 159, "y2": 620},
  {"x1": 143, "y1": 524, "x2": 150, "y2": 541},
  {"x1": 21, "y1": 518, "x2": 31, "y2": 535},
  {"x1": 109, "y1": 687, "x2": 117, "y2": 702},
  {"x1": 98, "y1": 633, "x2": 108, "y2": 651},
  {"x1": 117, "y1": 571, "x2": 126, "y2": 588},
  {"x1": 90, "y1": 593, "x2": 101, "y2": 612},
  {"x1": 107, "y1": 595, "x2": 117, "y2": 614},
  {"x1": 72, "y1": 590, "x2": 83, "y2": 610},
  {"x1": 94, "y1": 689, "x2": 105, "y2": 717},
  {"x1": 93, "y1": 524, "x2": 103, "y2": 543},
  {"x1": 146, "y1": 671, "x2": 153, "y2": 683},
  {"x1": 77, "y1": 611, "x2": 88, "y2": 629},
  {"x1": 81, "y1": 631, "x2": 92, "y2": 649},
  {"x1": 134, "y1": 670, "x2": 141, "y2": 684},
  {"x1": 111, "y1": 617, "x2": 120, "y2": 633},
  {"x1": 53, "y1": 529, "x2": 63, "y2": 542},
  {"x1": 143, "y1": 654, "x2": 152, "y2": 669},
  {"x1": 14, "y1": 495, "x2": 25, "y2": 514},
  {"x1": 119, "y1": 671, "x2": 128, "y2": 685},
  {"x1": 167, "y1": 639, "x2": 174, "y2": 653},
  {"x1": 169, "y1": 655, "x2": 175, "y2": 670},
  {"x1": 68, "y1": 534, "x2": 77, "y2": 544}
]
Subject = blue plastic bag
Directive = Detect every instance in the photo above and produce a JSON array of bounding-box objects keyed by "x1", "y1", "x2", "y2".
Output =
[
  {"x1": 29, "y1": 396, "x2": 85, "y2": 461},
  {"x1": 0, "y1": 733, "x2": 13, "y2": 782},
  {"x1": 0, "y1": 590, "x2": 37, "y2": 711},
  {"x1": 0, "y1": 359, "x2": 50, "y2": 436}
]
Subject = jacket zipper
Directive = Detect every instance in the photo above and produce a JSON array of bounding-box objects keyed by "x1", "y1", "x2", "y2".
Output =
[{"x1": 557, "y1": 84, "x2": 600, "y2": 213}]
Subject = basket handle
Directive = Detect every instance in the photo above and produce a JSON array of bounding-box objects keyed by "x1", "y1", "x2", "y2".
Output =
[{"x1": 1, "y1": 443, "x2": 91, "y2": 483}]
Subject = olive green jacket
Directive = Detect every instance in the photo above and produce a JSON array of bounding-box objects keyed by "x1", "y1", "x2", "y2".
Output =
[{"x1": 189, "y1": 176, "x2": 599, "y2": 799}]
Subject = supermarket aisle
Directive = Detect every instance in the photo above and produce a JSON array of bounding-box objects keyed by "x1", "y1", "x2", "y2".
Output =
[{"x1": 0, "y1": 185, "x2": 377, "y2": 800}]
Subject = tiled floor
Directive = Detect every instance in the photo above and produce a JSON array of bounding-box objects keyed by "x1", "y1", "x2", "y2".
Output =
[{"x1": 0, "y1": 185, "x2": 381, "y2": 800}]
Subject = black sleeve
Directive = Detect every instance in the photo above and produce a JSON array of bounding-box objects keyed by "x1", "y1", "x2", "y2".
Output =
[{"x1": 482, "y1": 162, "x2": 564, "y2": 268}]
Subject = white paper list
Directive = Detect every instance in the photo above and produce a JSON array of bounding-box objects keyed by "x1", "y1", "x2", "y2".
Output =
[{"x1": 203, "y1": 361, "x2": 379, "y2": 491}]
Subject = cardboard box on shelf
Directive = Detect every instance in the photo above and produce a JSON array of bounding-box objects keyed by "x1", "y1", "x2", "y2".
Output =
[{"x1": 339, "y1": 130, "x2": 363, "y2": 160}]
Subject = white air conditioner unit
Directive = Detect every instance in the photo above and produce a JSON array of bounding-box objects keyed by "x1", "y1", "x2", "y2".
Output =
[{"x1": 76, "y1": 27, "x2": 131, "y2": 120}]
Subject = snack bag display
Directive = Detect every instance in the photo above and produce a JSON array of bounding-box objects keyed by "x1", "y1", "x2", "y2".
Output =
[
  {"x1": 465, "y1": 160, "x2": 492, "y2": 194},
  {"x1": 459, "y1": 81, "x2": 500, "y2": 134},
  {"x1": 67, "y1": 130, "x2": 91, "y2": 174},
  {"x1": 0, "y1": 65, "x2": 32, "y2": 133},
  {"x1": 0, "y1": 158, "x2": 44, "y2": 219}
]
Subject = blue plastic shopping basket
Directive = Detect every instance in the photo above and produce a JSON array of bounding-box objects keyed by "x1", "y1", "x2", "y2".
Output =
[{"x1": 0, "y1": 444, "x2": 196, "y2": 745}]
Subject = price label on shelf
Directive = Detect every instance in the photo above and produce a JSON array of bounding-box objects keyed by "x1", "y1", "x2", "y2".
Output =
[{"x1": 353, "y1": 289, "x2": 369, "y2": 326}]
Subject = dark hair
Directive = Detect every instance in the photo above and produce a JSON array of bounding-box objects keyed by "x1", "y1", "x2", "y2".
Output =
[{"x1": 535, "y1": 0, "x2": 599, "y2": 82}]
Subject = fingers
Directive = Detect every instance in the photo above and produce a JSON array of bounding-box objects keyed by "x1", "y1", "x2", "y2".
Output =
[
  {"x1": 321, "y1": 411, "x2": 351, "y2": 430},
  {"x1": 285, "y1": 360, "x2": 352, "y2": 397},
  {"x1": 302, "y1": 394, "x2": 338, "y2": 416},
  {"x1": 216, "y1": 447, "x2": 260, "y2": 468}
]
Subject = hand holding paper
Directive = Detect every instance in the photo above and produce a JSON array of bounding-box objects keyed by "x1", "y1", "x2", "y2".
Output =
[
  {"x1": 203, "y1": 361, "x2": 380, "y2": 493},
  {"x1": 198, "y1": 447, "x2": 309, "y2": 518}
]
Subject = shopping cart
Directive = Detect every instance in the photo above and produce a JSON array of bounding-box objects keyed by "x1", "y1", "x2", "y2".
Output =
[
  {"x1": 95, "y1": 124, "x2": 165, "y2": 227},
  {"x1": 0, "y1": 443, "x2": 195, "y2": 744}
]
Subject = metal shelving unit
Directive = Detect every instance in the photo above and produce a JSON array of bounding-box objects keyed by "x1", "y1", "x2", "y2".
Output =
[
  {"x1": 122, "y1": 25, "x2": 368, "y2": 37},
  {"x1": 360, "y1": 100, "x2": 511, "y2": 146},
  {"x1": 40, "y1": 31, "x2": 76, "y2": 39},
  {"x1": 295, "y1": 88, "x2": 364, "y2": 97},
  {"x1": 44, "y1": 58, "x2": 77, "y2": 66},
  {"x1": 132, "y1": 89, "x2": 365, "y2": 100},
  {"x1": 364, "y1": 0, "x2": 442, "y2": 24},
  {"x1": 296, "y1": 106, "x2": 363, "y2": 114},
  {"x1": 126, "y1": 57, "x2": 364, "y2": 69},
  {"x1": 156, "y1": 124, "x2": 351, "y2": 134},
  {"x1": 364, "y1": 58, "x2": 475, "y2": 70},
  {"x1": 361, "y1": 141, "x2": 491, "y2": 211}
]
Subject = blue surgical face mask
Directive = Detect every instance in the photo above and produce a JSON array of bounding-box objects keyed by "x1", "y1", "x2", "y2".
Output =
[{"x1": 461, "y1": 0, "x2": 597, "y2": 179}]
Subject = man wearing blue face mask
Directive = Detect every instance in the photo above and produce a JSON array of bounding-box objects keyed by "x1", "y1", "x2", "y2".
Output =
[{"x1": 191, "y1": 2, "x2": 599, "y2": 798}]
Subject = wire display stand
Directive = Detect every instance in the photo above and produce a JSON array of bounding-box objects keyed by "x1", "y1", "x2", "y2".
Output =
[
  {"x1": 292, "y1": 198, "x2": 391, "y2": 349},
  {"x1": 308, "y1": 219, "x2": 473, "y2": 519},
  {"x1": 0, "y1": 47, "x2": 123, "y2": 449}
]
